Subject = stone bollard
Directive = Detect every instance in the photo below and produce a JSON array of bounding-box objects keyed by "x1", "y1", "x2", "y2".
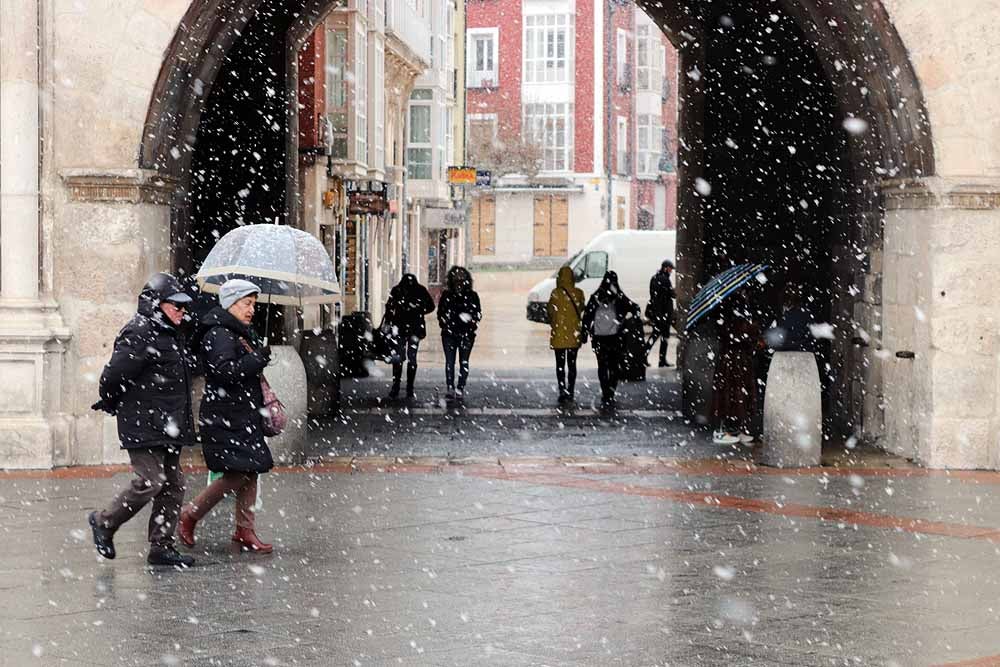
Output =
[
  {"x1": 758, "y1": 351, "x2": 822, "y2": 467},
  {"x1": 263, "y1": 345, "x2": 308, "y2": 464},
  {"x1": 682, "y1": 334, "x2": 720, "y2": 426}
]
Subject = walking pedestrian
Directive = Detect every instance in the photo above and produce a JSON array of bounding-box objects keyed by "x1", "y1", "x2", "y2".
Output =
[
  {"x1": 178, "y1": 279, "x2": 275, "y2": 553},
  {"x1": 645, "y1": 259, "x2": 676, "y2": 367},
  {"x1": 712, "y1": 292, "x2": 763, "y2": 445},
  {"x1": 437, "y1": 266, "x2": 482, "y2": 399},
  {"x1": 582, "y1": 271, "x2": 641, "y2": 413},
  {"x1": 88, "y1": 273, "x2": 197, "y2": 567},
  {"x1": 383, "y1": 273, "x2": 435, "y2": 399},
  {"x1": 546, "y1": 266, "x2": 586, "y2": 404}
]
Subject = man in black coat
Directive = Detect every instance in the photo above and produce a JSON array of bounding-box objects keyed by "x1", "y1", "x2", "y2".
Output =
[
  {"x1": 88, "y1": 273, "x2": 196, "y2": 567},
  {"x1": 645, "y1": 260, "x2": 676, "y2": 367},
  {"x1": 384, "y1": 273, "x2": 435, "y2": 399}
]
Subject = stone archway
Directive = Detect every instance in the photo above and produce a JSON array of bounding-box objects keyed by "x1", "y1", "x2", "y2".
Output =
[{"x1": 140, "y1": 0, "x2": 933, "y2": 441}]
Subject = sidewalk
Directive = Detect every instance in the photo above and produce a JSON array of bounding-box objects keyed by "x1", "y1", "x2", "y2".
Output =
[{"x1": 2, "y1": 456, "x2": 1000, "y2": 665}]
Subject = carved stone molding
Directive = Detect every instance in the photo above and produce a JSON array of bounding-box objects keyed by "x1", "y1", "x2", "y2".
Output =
[
  {"x1": 61, "y1": 169, "x2": 178, "y2": 205},
  {"x1": 882, "y1": 178, "x2": 1000, "y2": 211}
]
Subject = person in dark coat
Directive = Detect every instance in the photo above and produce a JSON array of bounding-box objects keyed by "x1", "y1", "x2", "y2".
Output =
[
  {"x1": 88, "y1": 272, "x2": 197, "y2": 567},
  {"x1": 582, "y1": 271, "x2": 641, "y2": 413},
  {"x1": 712, "y1": 292, "x2": 763, "y2": 445},
  {"x1": 384, "y1": 273, "x2": 435, "y2": 398},
  {"x1": 645, "y1": 259, "x2": 676, "y2": 367},
  {"x1": 437, "y1": 266, "x2": 482, "y2": 399},
  {"x1": 178, "y1": 279, "x2": 275, "y2": 553}
]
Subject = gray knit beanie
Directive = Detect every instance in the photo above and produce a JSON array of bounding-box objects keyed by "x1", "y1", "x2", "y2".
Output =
[{"x1": 218, "y1": 279, "x2": 261, "y2": 310}]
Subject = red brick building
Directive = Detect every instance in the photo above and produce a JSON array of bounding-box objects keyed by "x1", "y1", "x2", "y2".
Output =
[{"x1": 465, "y1": 0, "x2": 679, "y2": 264}]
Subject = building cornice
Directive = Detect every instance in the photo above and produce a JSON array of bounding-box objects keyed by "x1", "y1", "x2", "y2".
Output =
[
  {"x1": 60, "y1": 169, "x2": 178, "y2": 205},
  {"x1": 882, "y1": 177, "x2": 1000, "y2": 211}
]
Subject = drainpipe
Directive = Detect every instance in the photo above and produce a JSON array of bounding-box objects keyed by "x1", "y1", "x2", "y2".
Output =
[{"x1": 605, "y1": 0, "x2": 615, "y2": 230}]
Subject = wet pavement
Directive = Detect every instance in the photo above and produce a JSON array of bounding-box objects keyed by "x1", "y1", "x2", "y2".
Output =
[{"x1": 4, "y1": 366, "x2": 1000, "y2": 666}]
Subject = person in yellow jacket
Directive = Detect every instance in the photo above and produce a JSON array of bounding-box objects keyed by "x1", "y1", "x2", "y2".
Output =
[{"x1": 546, "y1": 266, "x2": 586, "y2": 404}]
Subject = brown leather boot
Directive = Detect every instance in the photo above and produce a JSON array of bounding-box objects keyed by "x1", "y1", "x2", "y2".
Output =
[
  {"x1": 231, "y1": 527, "x2": 273, "y2": 553},
  {"x1": 178, "y1": 506, "x2": 197, "y2": 548}
]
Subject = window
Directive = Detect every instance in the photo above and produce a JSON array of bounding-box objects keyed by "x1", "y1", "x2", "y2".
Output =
[
  {"x1": 572, "y1": 251, "x2": 608, "y2": 281},
  {"x1": 637, "y1": 113, "x2": 662, "y2": 176},
  {"x1": 407, "y1": 89, "x2": 433, "y2": 179},
  {"x1": 524, "y1": 15, "x2": 573, "y2": 84},
  {"x1": 524, "y1": 103, "x2": 574, "y2": 172},
  {"x1": 325, "y1": 27, "x2": 349, "y2": 159},
  {"x1": 659, "y1": 125, "x2": 674, "y2": 173},
  {"x1": 636, "y1": 23, "x2": 664, "y2": 94},
  {"x1": 467, "y1": 29, "x2": 498, "y2": 88},
  {"x1": 616, "y1": 29, "x2": 630, "y2": 89},
  {"x1": 355, "y1": 25, "x2": 367, "y2": 165},
  {"x1": 616, "y1": 116, "x2": 629, "y2": 174},
  {"x1": 372, "y1": 41, "x2": 385, "y2": 170}
]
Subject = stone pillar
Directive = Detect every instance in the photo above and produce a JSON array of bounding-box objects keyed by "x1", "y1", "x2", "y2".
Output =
[{"x1": 0, "y1": 0, "x2": 71, "y2": 468}]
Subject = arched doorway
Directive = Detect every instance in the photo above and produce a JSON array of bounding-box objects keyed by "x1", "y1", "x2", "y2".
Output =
[{"x1": 139, "y1": 0, "x2": 933, "y2": 437}]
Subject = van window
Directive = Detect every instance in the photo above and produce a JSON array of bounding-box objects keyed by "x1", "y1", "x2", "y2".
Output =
[{"x1": 585, "y1": 251, "x2": 608, "y2": 279}]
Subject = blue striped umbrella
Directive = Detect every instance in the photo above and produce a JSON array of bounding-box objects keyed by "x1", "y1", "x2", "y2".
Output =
[{"x1": 685, "y1": 263, "x2": 769, "y2": 331}]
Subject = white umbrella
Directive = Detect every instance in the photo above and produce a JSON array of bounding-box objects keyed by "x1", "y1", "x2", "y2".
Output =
[{"x1": 196, "y1": 224, "x2": 340, "y2": 305}]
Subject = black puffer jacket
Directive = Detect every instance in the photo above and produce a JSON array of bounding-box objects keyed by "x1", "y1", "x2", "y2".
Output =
[
  {"x1": 437, "y1": 289, "x2": 482, "y2": 342},
  {"x1": 385, "y1": 274, "x2": 435, "y2": 340},
  {"x1": 95, "y1": 275, "x2": 196, "y2": 451},
  {"x1": 646, "y1": 271, "x2": 676, "y2": 329},
  {"x1": 198, "y1": 307, "x2": 274, "y2": 474}
]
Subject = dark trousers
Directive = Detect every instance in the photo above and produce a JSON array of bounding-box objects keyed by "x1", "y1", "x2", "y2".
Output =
[
  {"x1": 554, "y1": 348, "x2": 578, "y2": 397},
  {"x1": 442, "y1": 335, "x2": 473, "y2": 390},
  {"x1": 98, "y1": 447, "x2": 185, "y2": 546},
  {"x1": 392, "y1": 337, "x2": 420, "y2": 388},
  {"x1": 647, "y1": 323, "x2": 671, "y2": 364},
  {"x1": 592, "y1": 335, "x2": 621, "y2": 403}
]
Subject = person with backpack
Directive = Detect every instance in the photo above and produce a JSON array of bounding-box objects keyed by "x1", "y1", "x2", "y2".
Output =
[
  {"x1": 382, "y1": 273, "x2": 435, "y2": 399},
  {"x1": 546, "y1": 266, "x2": 586, "y2": 404},
  {"x1": 436, "y1": 266, "x2": 482, "y2": 399},
  {"x1": 582, "y1": 271, "x2": 641, "y2": 413}
]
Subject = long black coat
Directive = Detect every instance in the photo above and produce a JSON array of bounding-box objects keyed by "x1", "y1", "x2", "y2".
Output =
[
  {"x1": 96, "y1": 282, "x2": 197, "y2": 451},
  {"x1": 646, "y1": 271, "x2": 676, "y2": 331},
  {"x1": 437, "y1": 289, "x2": 482, "y2": 342},
  {"x1": 198, "y1": 307, "x2": 274, "y2": 474},
  {"x1": 385, "y1": 275, "x2": 435, "y2": 340}
]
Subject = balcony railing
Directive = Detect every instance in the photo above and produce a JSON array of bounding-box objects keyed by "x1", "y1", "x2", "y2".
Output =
[{"x1": 385, "y1": 0, "x2": 431, "y2": 65}]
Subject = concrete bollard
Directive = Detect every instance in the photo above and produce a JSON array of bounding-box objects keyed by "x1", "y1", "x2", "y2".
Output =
[
  {"x1": 758, "y1": 351, "x2": 822, "y2": 467},
  {"x1": 263, "y1": 345, "x2": 309, "y2": 464},
  {"x1": 682, "y1": 335, "x2": 720, "y2": 426}
]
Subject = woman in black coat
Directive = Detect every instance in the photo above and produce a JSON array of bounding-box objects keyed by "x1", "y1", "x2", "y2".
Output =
[
  {"x1": 383, "y1": 273, "x2": 435, "y2": 398},
  {"x1": 582, "y1": 271, "x2": 641, "y2": 413},
  {"x1": 178, "y1": 279, "x2": 275, "y2": 553},
  {"x1": 437, "y1": 266, "x2": 482, "y2": 399}
]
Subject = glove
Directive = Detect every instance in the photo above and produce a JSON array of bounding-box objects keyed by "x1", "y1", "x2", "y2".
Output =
[
  {"x1": 257, "y1": 345, "x2": 272, "y2": 362},
  {"x1": 91, "y1": 399, "x2": 117, "y2": 415}
]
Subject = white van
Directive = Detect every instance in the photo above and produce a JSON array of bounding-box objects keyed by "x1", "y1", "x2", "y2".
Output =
[{"x1": 526, "y1": 230, "x2": 677, "y2": 323}]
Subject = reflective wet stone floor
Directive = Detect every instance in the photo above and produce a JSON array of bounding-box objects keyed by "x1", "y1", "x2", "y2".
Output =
[{"x1": 3, "y1": 371, "x2": 1000, "y2": 666}]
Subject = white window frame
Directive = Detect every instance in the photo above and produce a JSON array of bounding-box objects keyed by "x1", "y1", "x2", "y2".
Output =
[
  {"x1": 407, "y1": 89, "x2": 434, "y2": 180},
  {"x1": 616, "y1": 116, "x2": 628, "y2": 175},
  {"x1": 524, "y1": 102, "x2": 574, "y2": 173},
  {"x1": 466, "y1": 28, "x2": 499, "y2": 88},
  {"x1": 354, "y1": 23, "x2": 368, "y2": 166},
  {"x1": 325, "y1": 25, "x2": 350, "y2": 160},
  {"x1": 616, "y1": 29, "x2": 629, "y2": 88},
  {"x1": 636, "y1": 113, "x2": 662, "y2": 176},
  {"x1": 523, "y1": 14, "x2": 574, "y2": 84},
  {"x1": 369, "y1": 36, "x2": 385, "y2": 171},
  {"x1": 636, "y1": 22, "x2": 664, "y2": 94}
]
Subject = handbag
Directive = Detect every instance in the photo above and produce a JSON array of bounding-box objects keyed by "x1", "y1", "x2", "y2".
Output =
[
  {"x1": 241, "y1": 339, "x2": 287, "y2": 437},
  {"x1": 372, "y1": 316, "x2": 402, "y2": 364}
]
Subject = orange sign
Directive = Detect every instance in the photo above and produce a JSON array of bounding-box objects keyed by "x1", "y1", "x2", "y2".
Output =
[{"x1": 448, "y1": 167, "x2": 477, "y2": 184}]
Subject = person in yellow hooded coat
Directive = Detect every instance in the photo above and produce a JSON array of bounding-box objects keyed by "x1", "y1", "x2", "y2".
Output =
[{"x1": 546, "y1": 266, "x2": 586, "y2": 404}]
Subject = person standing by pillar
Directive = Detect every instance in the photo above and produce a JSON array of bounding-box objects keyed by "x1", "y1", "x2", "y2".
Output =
[
  {"x1": 88, "y1": 273, "x2": 197, "y2": 567},
  {"x1": 178, "y1": 280, "x2": 275, "y2": 553},
  {"x1": 383, "y1": 274, "x2": 435, "y2": 399},
  {"x1": 546, "y1": 266, "x2": 586, "y2": 404},
  {"x1": 582, "y1": 271, "x2": 641, "y2": 414},
  {"x1": 646, "y1": 260, "x2": 676, "y2": 367},
  {"x1": 437, "y1": 266, "x2": 482, "y2": 399}
]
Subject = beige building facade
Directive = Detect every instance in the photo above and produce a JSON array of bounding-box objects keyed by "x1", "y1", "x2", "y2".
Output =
[{"x1": 0, "y1": 0, "x2": 999, "y2": 469}]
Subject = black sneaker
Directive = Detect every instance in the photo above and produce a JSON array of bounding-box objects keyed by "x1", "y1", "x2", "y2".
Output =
[
  {"x1": 147, "y1": 544, "x2": 195, "y2": 568},
  {"x1": 88, "y1": 511, "x2": 116, "y2": 560}
]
